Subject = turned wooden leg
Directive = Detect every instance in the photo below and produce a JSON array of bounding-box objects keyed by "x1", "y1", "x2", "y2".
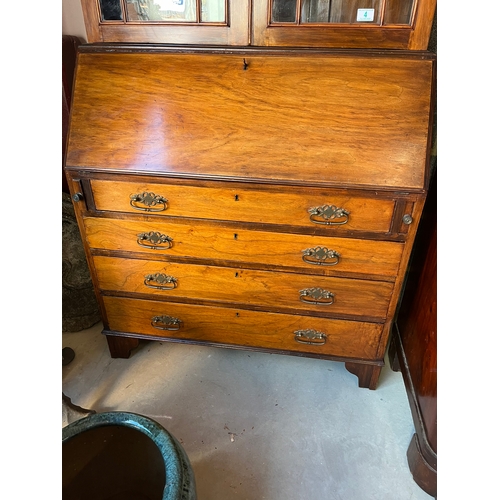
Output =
[
  {"x1": 106, "y1": 335, "x2": 140, "y2": 359},
  {"x1": 345, "y1": 362, "x2": 383, "y2": 390}
]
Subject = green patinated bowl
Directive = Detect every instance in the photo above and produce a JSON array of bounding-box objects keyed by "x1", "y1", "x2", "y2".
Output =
[{"x1": 62, "y1": 411, "x2": 196, "y2": 500}]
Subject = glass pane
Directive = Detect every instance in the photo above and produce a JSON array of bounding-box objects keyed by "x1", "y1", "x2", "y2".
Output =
[
  {"x1": 201, "y1": 0, "x2": 226, "y2": 22},
  {"x1": 301, "y1": 0, "x2": 382, "y2": 24},
  {"x1": 383, "y1": 0, "x2": 414, "y2": 24},
  {"x1": 301, "y1": 0, "x2": 330, "y2": 22},
  {"x1": 125, "y1": 0, "x2": 197, "y2": 22},
  {"x1": 100, "y1": 0, "x2": 123, "y2": 20},
  {"x1": 271, "y1": 0, "x2": 297, "y2": 23}
]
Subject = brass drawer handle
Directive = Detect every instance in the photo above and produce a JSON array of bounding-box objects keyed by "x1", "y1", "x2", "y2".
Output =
[
  {"x1": 130, "y1": 192, "x2": 168, "y2": 212},
  {"x1": 137, "y1": 231, "x2": 173, "y2": 250},
  {"x1": 299, "y1": 287, "x2": 335, "y2": 305},
  {"x1": 294, "y1": 329, "x2": 327, "y2": 345},
  {"x1": 144, "y1": 273, "x2": 177, "y2": 290},
  {"x1": 308, "y1": 205, "x2": 349, "y2": 226},
  {"x1": 302, "y1": 246, "x2": 340, "y2": 266},
  {"x1": 151, "y1": 315, "x2": 182, "y2": 331}
]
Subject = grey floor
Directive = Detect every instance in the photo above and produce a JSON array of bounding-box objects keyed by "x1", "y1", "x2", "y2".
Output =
[{"x1": 62, "y1": 322, "x2": 433, "y2": 500}]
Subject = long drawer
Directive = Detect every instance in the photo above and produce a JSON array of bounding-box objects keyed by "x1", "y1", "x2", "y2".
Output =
[
  {"x1": 84, "y1": 217, "x2": 403, "y2": 277},
  {"x1": 93, "y1": 255, "x2": 393, "y2": 320},
  {"x1": 103, "y1": 296, "x2": 384, "y2": 360},
  {"x1": 90, "y1": 179, "x2": 396, "y2": 233}
]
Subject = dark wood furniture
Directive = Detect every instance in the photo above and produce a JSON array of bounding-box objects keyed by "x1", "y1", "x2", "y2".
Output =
[
  {"x1": 389, "y1": 170, "x2": 436, "y2": 496},
  {"x1": 62, "y1": 35, "x2": 82, "y2": 194},
  {"x1": 65, "y1": 44, "x2": 435, "y2": 390}
]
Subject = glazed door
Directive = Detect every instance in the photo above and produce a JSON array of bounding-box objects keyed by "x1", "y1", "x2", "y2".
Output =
[
  {"x1": 81, "y1": 0, "x2": 250, "y2": 44},
  {"x1": 252, "y1": 0, "x2": 435, "y2": 49},
  {"x1": 81, "y1": 0, "x2": 434, "y2": 48}
]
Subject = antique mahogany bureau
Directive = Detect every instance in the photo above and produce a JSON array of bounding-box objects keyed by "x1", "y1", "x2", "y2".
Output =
[{"x1": 66, "y1": 0, "x2": 436, "y2": 390}]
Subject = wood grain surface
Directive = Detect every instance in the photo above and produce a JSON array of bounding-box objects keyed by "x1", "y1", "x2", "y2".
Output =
[
  {"x1": 103, "y1": 295, "x2": 384, "y2": 359},
  {"x1": 90, "y1": 178, "x2": 396, "y2": 232},
  {"x1": 67, "y1": 51, "x2": 434, "y2": 190},
  {"x1": 83, "y1": 216, "x2": 404, "y2": 276},
  {"x1": 93, "y1": 255, "x2": 393, "y2": 319}
]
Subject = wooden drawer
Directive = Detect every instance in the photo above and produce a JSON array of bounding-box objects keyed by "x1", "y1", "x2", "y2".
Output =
[
  {"x1": 90, "y1": 179, "x2": 396, "y2": 234},
  {"x1": 93, "y1": 256, "x2": 393, "y2": 320},
  {"x1": 84, "y1": 217, "x2": 403, "y2": 277},
  {"x1": 103, "y1": 296, "x2": 384, "y2": 360}
]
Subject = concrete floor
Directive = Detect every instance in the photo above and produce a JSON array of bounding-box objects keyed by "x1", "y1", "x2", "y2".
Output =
[{"x1": 62, "y1": 322, "x2": 433, "y2": 500}]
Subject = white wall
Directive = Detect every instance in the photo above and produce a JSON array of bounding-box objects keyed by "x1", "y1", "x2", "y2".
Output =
[{"x1": 62, "y1": 0, "x2": 88, "y2": 41}]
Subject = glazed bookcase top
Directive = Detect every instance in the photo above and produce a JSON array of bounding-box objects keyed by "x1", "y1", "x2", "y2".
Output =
[{"x1": 81, "y1": 0, "x2": 436, "y2": 49}]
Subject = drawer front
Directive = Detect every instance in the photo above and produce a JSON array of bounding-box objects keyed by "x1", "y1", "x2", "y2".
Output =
[
  {"x1": 84, "y1": 217, "x2": 403, "y2": 277},
  {"x1": 90, "y1": 179, "x2": 396, "y2": 233},
  {"x1": 103, "y1": 296, "x2": 384, "y2": 360},
  {"x1": 94, "y1": 256, "x2": 393, "y2": 320}
]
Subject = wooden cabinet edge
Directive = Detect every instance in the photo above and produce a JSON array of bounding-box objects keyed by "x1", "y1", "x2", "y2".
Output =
[{"x1": 390, "y1": 326, "x2": 437, "y2": 497}]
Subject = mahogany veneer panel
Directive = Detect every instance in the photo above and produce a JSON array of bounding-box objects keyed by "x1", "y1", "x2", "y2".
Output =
[
  {"x1": 103, "y1": 296, "x2": 384, "y2": 360},
  {"x1": 83, "y1": 216, "x2": 404, "y2": 277},
  {"x1": 90, "y1": 179, "x2": 396, "y2": 233},
  {"x1": 93, "y1": 255, "x2": 393, "y2": 320},
  {"x1": 67, "y1": 49, "x2": 434, "y2": 191}
]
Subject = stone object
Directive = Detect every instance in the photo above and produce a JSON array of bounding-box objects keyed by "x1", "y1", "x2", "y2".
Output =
[{"x1": 62, "y1": 192, "x2": 100, "y2": 332}]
